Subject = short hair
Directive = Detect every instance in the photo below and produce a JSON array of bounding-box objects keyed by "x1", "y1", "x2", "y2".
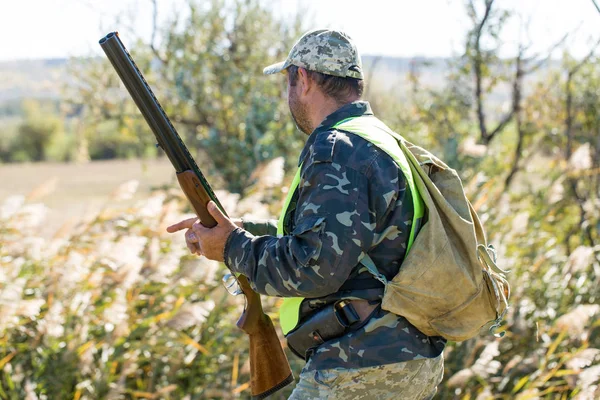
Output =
[{"x1": 287, "y1": 65, "x2": 364, "y2": 104}]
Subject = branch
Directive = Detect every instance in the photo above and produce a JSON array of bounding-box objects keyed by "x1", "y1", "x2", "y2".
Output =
[
  {"x1": 484, "y1": 32, "x2": 524, "y2": 145},
  {"x1": 486, "y1": 111, "x2": 514, "y2": 143},
  {"x1": 149, "y1": 0, "x2": 166, "y2": 64},
  {"x1": 173, "y1": 116, "x2": 213, "y2": 128},
  {"x1": 474, "y1": 0, "x2": 495, "y2": 40},
  {"x1": 562, "y1": 37, "x2": 600, "y2": 247},
  {"x1": 471, "y1": 0, "x2": 495, "y2": 144},
  {"x1": 503, "y1": 49, "x2": 525, "y2": 188},
  {"x1": 570, "y1": 37, "x2": 600, "y2": 77},
  {"x1": 592, "y1": 0, "x2": 600, "y2": 15},
  {"x1": 525, "y1": 32, "x2": 570, "y2": 74},
  {"x1": 565, "y1": 37, "x2": 600, "y2": 159}
]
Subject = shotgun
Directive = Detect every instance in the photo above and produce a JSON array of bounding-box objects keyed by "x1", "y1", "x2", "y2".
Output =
[{"x1": 99, "y1": 32, "x2": 293, "y2": 399}]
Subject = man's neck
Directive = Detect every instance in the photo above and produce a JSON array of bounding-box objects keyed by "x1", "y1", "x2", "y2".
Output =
[{"x1": 308, "y1": 95, "x2": 360, "y2": 133}]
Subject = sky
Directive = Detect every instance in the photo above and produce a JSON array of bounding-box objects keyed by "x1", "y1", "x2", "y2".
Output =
[{"x1": 0, "y1": 0, "x2": 598, "y2": 62}]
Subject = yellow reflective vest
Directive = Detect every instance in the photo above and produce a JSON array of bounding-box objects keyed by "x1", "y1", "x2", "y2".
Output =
[{"x1": 277, "y1": 115, "x2": 425, "y2": 335}]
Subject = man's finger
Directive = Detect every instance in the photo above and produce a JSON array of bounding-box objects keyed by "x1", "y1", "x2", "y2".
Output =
[
  {"x1": 187, "y1": 242, "x2": 201, "y2": 255},
  {"x1": 186, "y1": 230, "x2": 198, "y2": 243},
  {"x1": 207, "y1": 201, "x2": 229, "y2": 225},
  {"x1": 166, "y1": 217, "x2": 198, "y2": 233}
]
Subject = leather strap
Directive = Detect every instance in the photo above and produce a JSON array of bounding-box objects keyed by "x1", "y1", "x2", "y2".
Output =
[
  {"x1": 346, "y1": 299, "x2": 378, "y2": 322},
  {"x1": 338, "y1": 278, "x2": 385, "y2": 291}
]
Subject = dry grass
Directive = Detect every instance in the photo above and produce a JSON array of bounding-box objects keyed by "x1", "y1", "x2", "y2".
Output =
[
  {"x1": 0, "y1": 158, "x2": 598, "y2": 399},
  {"x1": 0, "y1": 158, "x2": 293, "y2": 399}
]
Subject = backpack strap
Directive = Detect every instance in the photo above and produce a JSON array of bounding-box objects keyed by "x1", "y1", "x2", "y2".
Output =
[
  {"x1": 358, "y1": 253, "x2": 388, "y2": 285},
  {"x1": 331, "y1": 117, "x2": 422, "y2": 295},
  {"x1": 338, "y1": 274, "x2": 385, "y2": 291},
  {"x1": 477, "y1": 243, "x2": 511, "y2": 337}
]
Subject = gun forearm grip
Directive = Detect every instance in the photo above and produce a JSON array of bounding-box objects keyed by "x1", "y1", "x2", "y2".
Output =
[{"x1": 177, "y1": 169, "x2": 216, "y2": 227}]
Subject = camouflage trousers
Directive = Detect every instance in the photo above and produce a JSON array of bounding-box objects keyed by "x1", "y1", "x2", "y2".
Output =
[{"x1": 288, "y1": 354, "x2": 444, "y2": 400}]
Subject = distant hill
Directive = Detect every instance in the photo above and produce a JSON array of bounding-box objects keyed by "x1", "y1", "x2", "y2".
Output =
[
  {"x1": 0, "y1": 56, "x2": 448, "y2": 104},
  {"x1": 0, "y1": 58, "x2": 70, "y2": 103},
  {"x1": 0, "y1": 55, "x2": 559, "y2": 110}
]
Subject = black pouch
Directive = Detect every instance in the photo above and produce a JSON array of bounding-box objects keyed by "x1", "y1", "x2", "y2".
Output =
[{"x1": 286, "y1": 303, "x2": 349, "y2": 360}]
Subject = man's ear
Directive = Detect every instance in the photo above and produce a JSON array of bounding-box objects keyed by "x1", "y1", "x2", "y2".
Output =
[{"x1": 298, "y1": 67, "x2": 311, "y2": 96}]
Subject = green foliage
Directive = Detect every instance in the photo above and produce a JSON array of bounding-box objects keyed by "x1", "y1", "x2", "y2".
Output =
[
  {"x1": 9, "y1": 101, "x2": 63, "y2": 162},
  {"x1": 69, "y1": 0, "x2": 306, "y2": 194},
  {"x1": 156, "y1": 0, "x2": 304, "y2": 193},
  {"x1": 0, "y1": 100, "x2": 75, "y2": 163},
  {"x1": 378, "y1": 3, "x2": 600, "y2": 397},
  {"x1": 0, "y1": 117, "x2": 21, "y2": 163},
  {"x1": 85, "y1": 119, "x2": 157, "y2": 160},
  {"x1": 0, "y1": 99, "x2": 24, "y2": 118}
]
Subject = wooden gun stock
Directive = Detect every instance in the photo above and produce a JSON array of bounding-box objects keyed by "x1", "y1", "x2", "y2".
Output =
[
  {"x1": 178, "y1": 171, "x2": 293, "y2": 399},
  {"x1": 237, "y1": 276, "x2": 294, "y2": 399}
]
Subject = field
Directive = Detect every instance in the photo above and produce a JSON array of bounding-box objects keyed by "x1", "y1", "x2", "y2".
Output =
[{"x1": 0, "y1": 159, "x2": 174, "y2": 237}]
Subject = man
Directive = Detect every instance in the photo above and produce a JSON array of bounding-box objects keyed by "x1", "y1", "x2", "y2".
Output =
[{"x1": 167, "y1": 29, "x2": 445, "y2": 399}]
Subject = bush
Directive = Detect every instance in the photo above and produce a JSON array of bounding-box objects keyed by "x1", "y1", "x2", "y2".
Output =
[{"x1": 7, "y1": 101, "x2": 64, "y2": 162}]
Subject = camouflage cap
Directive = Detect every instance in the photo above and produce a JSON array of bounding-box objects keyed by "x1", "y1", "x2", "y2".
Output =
[{"x1": 263, "y1": 29, "x2": 363, "y2": 79}]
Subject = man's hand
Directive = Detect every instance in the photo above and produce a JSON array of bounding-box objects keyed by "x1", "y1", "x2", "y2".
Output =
[{"x1": 166, "y1": 201, "x2": 240, "y2": 262}]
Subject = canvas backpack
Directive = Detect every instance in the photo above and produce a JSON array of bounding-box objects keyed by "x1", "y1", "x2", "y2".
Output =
[{"x1": 335, "y1": 116, "x2": 511, "y2": 342}]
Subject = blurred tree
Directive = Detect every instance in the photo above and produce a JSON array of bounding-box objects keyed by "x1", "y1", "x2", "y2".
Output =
[
  {"x1": 10, "y1": 100, "x2": 64, "y2": 162},
  {"x1": 69, "y1": 0, "x2": 305, "y2": 194},
  {"x1": 465, "y1": 0, "x2": 513, "y2": 146},
  {"x1": 407, "y1": 0, "x2": 569, "y2": 186},
  {"x1": 391, "y1": 1, "x2": 600, "y2": 397},
  {"x1": 558, "y1": 47, "x2": 600, "y2": 249}
]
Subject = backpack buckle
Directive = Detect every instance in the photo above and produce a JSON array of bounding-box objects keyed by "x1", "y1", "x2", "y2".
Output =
[{"x1": 489, "y1": 307, "x2": 508, "y2": 338}]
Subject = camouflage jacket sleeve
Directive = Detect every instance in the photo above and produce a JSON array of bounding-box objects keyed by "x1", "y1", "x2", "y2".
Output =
[
  {"x1": 241, "y1": 218, "x2": 278, "y2": 237},
  {"x1": 223, "y1": 154, "x2": 379, "y2": 297}
]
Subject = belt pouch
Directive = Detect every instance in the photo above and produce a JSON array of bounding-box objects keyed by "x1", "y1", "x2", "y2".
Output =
[{"x1": 285, "y1": 303, "x2": 347, "y2": 360}]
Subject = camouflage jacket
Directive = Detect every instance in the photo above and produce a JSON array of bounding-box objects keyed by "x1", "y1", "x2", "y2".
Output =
[{"x1": 224, "y1": 101, "x2": 445, "y2": 371}]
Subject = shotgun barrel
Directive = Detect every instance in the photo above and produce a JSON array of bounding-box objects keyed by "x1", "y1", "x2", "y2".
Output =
[{"x1": 99, "y1": 31, "x2": 224, "y2": 223}]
